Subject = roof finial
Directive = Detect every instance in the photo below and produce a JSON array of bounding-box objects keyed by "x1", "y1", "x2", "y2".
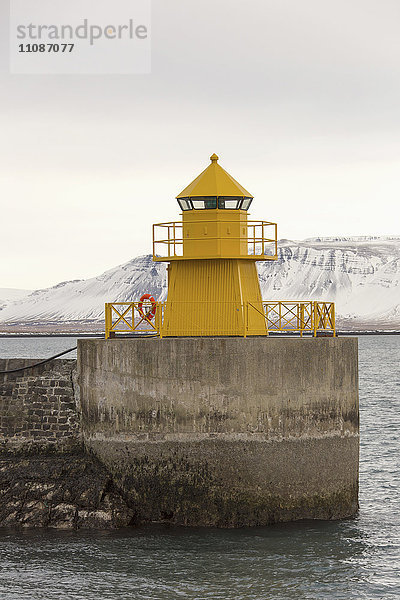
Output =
[{"x1": 210, "y1": 153, "x2": 219, "y2": 163}]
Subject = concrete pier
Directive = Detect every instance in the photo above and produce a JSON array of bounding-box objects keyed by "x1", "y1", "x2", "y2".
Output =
[{"x1": 78, "y1": 337, "x2": 359, "y2": 526}]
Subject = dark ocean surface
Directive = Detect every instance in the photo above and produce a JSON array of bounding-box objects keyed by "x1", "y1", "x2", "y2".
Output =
[{"x1": 0, "y1": 335, "x2": 399, "y2": 599}]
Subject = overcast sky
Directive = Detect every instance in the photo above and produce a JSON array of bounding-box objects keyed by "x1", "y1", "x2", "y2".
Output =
[{"x1": 1, "y1": 0, "x2": 399, "y2": 289}]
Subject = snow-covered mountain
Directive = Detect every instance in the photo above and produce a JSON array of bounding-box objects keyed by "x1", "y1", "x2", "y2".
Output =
[
  {"x1": 0, "y1": 288, "x2": 32, "y2": 311},
  {"x1": 0, "y1": 236, "x2": 399, "y2": 331},
  {"x1": 0, "y1": 256, "x2": 167, "y2": 329},
  {"x1": 258, "y1": 236, "x2": 400, "y2": 330}
]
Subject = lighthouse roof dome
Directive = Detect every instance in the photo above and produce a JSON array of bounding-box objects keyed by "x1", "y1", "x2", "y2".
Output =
[{"x1": 176, "y1": 154, "x2": 253, "y2": 199}]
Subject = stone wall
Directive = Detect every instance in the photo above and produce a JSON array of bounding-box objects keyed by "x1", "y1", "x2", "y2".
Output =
[
  {"x1": 78, "y1": 337, "x2": 359, "y2": 527},
  {"x1": 0, "y1": 358, "x2": 133, "y2": 528},
  {"x1": 0, "y1": 359, "x2": 80, "y2": 452}
]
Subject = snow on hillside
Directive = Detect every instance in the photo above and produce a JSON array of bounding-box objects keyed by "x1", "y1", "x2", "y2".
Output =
[
  {"x1": 0, "y1": 236, "x2": 399, "y2": 330},
  {"x1": 0, "y1": 288, "x2": 32, "y2": 311},
  {"x1": 0, "y1": 255, "x2": 167, "y2": 325},
  {"x1": 258, "y1": 237, "x2": 400, "y2": 330}
]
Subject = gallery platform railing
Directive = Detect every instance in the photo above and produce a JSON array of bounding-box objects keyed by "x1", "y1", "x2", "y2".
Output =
[
  {"x1": 105, "y1": 300, "x2": 335, "y2": 339},
  {"x1": 152, "y1": 220, "x2": 278, "y2": 261}
]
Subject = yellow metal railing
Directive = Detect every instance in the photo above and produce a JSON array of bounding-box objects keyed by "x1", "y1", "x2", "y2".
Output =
[
  {"x1": 152, "y1": 222, "x2": 183, "y2": 259},
  {"x1": 313, "y1": 301, "x2": 336, "y2": 337},
  {"x1": 152, "y1": 220, "x2": 277, "y2": 261},
  {"x1": 250, "y1": 301, "x2": 335, "y2": 336},
  {"x1": 105, "y1": 302, "x2": 160, "y2": 339},
  {"x1": 105, "y1": 300, "x2": 335, "y2": 338}
]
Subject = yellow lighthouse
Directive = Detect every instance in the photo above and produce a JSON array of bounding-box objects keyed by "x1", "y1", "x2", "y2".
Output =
[
  {"x1": 105, "y1": 154, "x2": 336, "y2": 338},
  {"x1": 152, "y1": 153, "x2": 278, "y2": 336}
]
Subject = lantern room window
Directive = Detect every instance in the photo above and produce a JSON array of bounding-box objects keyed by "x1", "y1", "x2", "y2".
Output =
[
  {"x1": 240, "y1": 198, "x2": 253, "y2": 210},
  {"x1": 218, "y1": 197, "x2": 241, "y2": 209},
  {"x1": 178, "y1": 196, "x2": 253, "y2": 211},
  {"x1": 191, "y1": 197, "x2": 217, "y2": 209},
  {"x1": 204, "y1": 198, "x2": 218, "y2": 209},
  {"x1": 178, "y1": 198, "x2": 192, "y2": 211}
]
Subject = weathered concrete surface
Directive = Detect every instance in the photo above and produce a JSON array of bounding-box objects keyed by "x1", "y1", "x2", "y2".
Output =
[{"x1": 78, "y1": 337, "x2": 359, "y2": 527}]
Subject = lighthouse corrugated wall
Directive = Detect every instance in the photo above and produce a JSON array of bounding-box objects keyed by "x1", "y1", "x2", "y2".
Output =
[{"x1": 163, "y1": 259, "x2": 266, "y2": 335}]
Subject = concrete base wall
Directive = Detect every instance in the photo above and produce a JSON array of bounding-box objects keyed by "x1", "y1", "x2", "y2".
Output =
[{"x1": 78, "y1": 337, "x2": 359, "y2": 526}]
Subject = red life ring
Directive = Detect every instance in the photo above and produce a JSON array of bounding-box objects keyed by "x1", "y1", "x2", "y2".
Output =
[{"x1": 138, "y1": 294, "x2": 157, "y2": 321}]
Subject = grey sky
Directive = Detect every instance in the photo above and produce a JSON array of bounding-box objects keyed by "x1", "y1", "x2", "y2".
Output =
[{"x1": 0, "y1": 0, "x2": 399, "y2": 288}]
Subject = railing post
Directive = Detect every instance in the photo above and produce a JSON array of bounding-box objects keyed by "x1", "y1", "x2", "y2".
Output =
[
  {"x1": 105, "y1": 303, "x2": 110, "y2": 339},
  {"x1": 313, "y1": 301, "x2": 318, "y2": 337},
  {"x1": 332, "y1": 303, "x2": 336, "y2": 337},
  {"x1": 157, "y1": 302, "x2": 163, "y2": 338},
  {"x1": 131, "y1": 303, "x2": 136, "y2": 332},
  {"x1": 300, "y1": 303, "x2": 304, "y2": 337},
  {"x1": 173, "y1": 223, "x2": 176, "y2": 257},
  {"x1": 262, "y1": 222, "x2": 265, "y2": 256}
]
